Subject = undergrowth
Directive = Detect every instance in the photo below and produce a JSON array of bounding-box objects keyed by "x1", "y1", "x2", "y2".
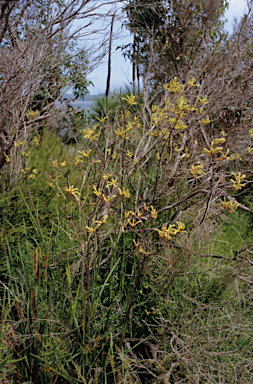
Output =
[{"x1": 1, "y1": 80, "x2": 253, "y2": 383}]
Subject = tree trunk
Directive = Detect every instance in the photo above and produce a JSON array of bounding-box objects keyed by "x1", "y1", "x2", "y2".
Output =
[
  {"x1": 137, "y1": 36, "x2": 140, "y2": 94},
  {"x1": 105, "y1": 14, "x2": 115, "y2": 109},
  {"x1": 132, "y1": 33, "x2": 136, "y2": 94}
]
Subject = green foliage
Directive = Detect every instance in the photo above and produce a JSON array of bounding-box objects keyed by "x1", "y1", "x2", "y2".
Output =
[
  {"x1": 122, "y1": 0, "x2": 229, "y2": 85},
  {"x1": 211, "y1": 210, "x2": 253, "y2": 256},
  {"x1": 0, "y1": 130, "x2": 77, "y2": 278},
  {"x1": 89, "y1": 94, "x2": 120, "y2": 122},
  {"x1": 1, "y1": 81, "x2": 253, "y2": 383},
  {"x1": 89, "y1": 87, "x2": 143, "y2": 123}
]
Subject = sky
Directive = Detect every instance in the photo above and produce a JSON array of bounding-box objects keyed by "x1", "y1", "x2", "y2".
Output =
[{"x1": 87, "y1": 0, "x2": 248, "y2": 95}]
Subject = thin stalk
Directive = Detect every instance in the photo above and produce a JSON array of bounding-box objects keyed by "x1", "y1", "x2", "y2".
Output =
[
  {"x1": 119, "y1": 257, "x2": 142, "y2": 348},
  {"x1": 120, "y1": 232, "x2": 126, "y2": 291}
]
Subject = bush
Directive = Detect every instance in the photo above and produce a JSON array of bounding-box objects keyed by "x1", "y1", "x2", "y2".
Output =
[{"x1": 1, "y1": 79, "x2": 253, "y2": 383}]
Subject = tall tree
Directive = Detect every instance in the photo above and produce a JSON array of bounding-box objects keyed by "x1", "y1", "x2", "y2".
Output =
[
  {"x1": 122, "y1": 0, "x2": 253, "y2": 128},
  {"x1": 124, "y1": 0, "x2": 229, "y2": 84}
]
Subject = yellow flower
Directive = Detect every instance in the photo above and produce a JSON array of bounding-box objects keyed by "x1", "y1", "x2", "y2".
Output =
[
  {"x1": 14, "y1": 140, "x2": 25, "y2": 147},
  {"x1": 115, "y1": 126, "x2": 131, "y2": 140},
  {"x1": 102, "y1": 194, "x2": 116, "y2": 203},
  {"x1": 107, "y1": 178, "x2": 118, "y2": 188},
  {"x1": 103, "y1": 173, "x2": 112, "y2": 181},
  {"x1": 48, "y1": 183, "x2": 54, "y2": 187},
  {"x1": 95, "y1": 115, "x2": 108, "y2": 124},
  {"x1": 139, "y1": 246, "x2": 148, "y2": 254},
  {"x1": 230, "y1": 172, "x2": 246, "y2": 191},
  {"x1": 82, "y1": 126, "x2": 100, "y2": 141},
  {"x1": 126, "y1": 150, "x2": 133, "y2": 158},
  {"x1": 93, "y1": 186, "x2": 102, "y2": 197},
  {"x1": 163, "y1": 84, "x2": 169, "y2": 91},
  {"x1": 60, "y1": 161, "x2": 66, "y2": 167},
  {"x1": 200, "y1": 116, "x2": 210, "y2": 125},
  {"x1": 52, "y1": 160, "x2": 58, "y2": 168},
  {"x1": 249, "y1": 128, "x2": 253, "y2": 138},
  {"x1": 228, "y1": 201, "x2": 239, "y2": 213},
  {"x1": 79, "y1": 149, "x2": 91, "y2": 158},
  {"x1": 125, "y1": 210, "x2": 134, "y2": 219},
  {"x1": 190, "y1": 163, "x2": 205, "y2": 179},
  {"x1": 95, "y1": 215, "x2": 108, "y2": 225},
  {"x1": 176, "y1": 95, "x2": 190, "y2": 111},
  {"x1": 6, "y1": 155, "x2": 11, "y2": 163},
  {"x1": 26, "y1": 109, "x2": 39, "y2": 119},
  {"x1": 120, "y1": 221, "x2": 126, "y2": 232},
  {"x1": 174, "y1": 120, "x2": 187, "y2": 130},
  {"x1": 124, "y1": 189, "x2": 131, "y2": 199},
  {"x1": 176, "y1": 221, "x2": 187, "y2": 233},
  {"x1": 217, "y1": 198, "x2": 238, "y2": 213},
  {"x1": 169, "y1": 117, "x2": 175, "y2": 126},
  {"x1": 122, "y1": 94, "x2": 137, "y2": 105},
  {"x1": 203, "y1": 142, "x2": 223, "y2": 158},
  {"x1": 74, "y1": 156, "x2": 83, "y2": 165},
  {"x1": 65, "y1": 185, "x2": 80, "y2": 200},
  {"x1": 85, "y1": 226, "x2": 97, "y2": 233},
  {"x1": 230, "y1": 153, "x2": 242, "y2": 161},
  {"x1": 133, "y1": 239, "x2": 139, "y2": 247},
  {"x1": 188, "y1": 78, "x2": 199, "y2": 87},
  {"x1": 155, "y1": 224, "x2": 173, "y2": 241},
  {"x1": 169, "y1": 77, "x2": 184, "y2": 93},
  {"x1": 155, "y1": 221, "x2": 186, "y2": 240},
  {"x1": 151, "y1": 206, "x2": 158, "y2": 219},
  {"x1": 32, "y1": 169, "x2": 38, "y2": 174},
  {"x1": 197, "y1": 95, "x2": 208, "y2": 104},
  {"x1": 124, "y1": 110, "x2": 131, "y2": 119},
  {"x1": 188, "y1": 105, "x2": 198, "y2": 111},
  {"x1": 118, "y1": 187, "x2": 130, "y2": 199},
  {"x1": 29, "y1": 174, "x2": 35, "y2": 179},
  {"x1": 127, "y1": 219, "x2": 142, "y2": 227},
  {"x1": 136, "y1": 210, "x2": 141, "y2": 217},
  {"x1": 144, "y1": 203, "x2": 149, "y2": 211},
  {"x1": 216, "y1": 149, "x2": 229, "y2": 162},
  {"x1": 213, "y1": 137, "x2": 226, "y2": 146}
]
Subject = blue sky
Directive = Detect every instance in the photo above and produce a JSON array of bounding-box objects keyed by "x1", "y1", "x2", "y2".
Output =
[{"x1": 87, "y1": 0, "x2": 248, "y2": 95}]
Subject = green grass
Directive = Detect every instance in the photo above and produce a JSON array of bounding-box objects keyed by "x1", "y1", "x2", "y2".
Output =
[
  {"x1": 1, "y1": 123, "x2": 253, "y2": 383},
  {"x1": 211, "y1": 210, "x2": 253, "y2": 256}
]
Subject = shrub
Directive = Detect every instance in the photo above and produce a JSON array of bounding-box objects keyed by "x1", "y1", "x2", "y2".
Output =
[{"x1": 1, "y1": 78, "x2": 253, "y2": 383}]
